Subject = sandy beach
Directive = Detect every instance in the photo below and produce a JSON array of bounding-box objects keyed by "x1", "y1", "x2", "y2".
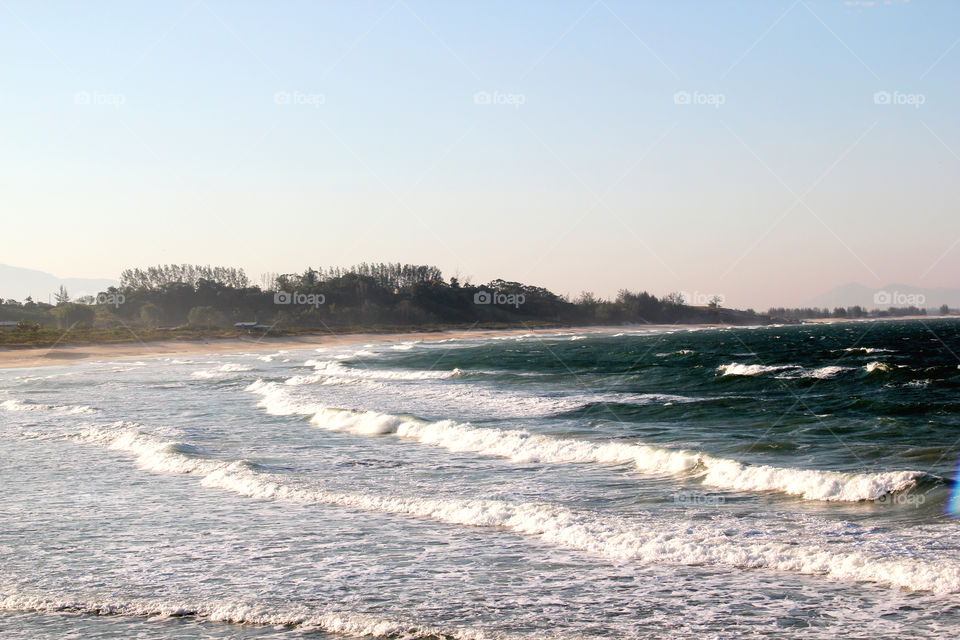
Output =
[{"x1": 0, "y1": 325, "x2": 648, "y2": 370}]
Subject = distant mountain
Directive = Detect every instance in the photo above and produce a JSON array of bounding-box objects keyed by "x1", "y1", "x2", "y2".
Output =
[
  {"x1": 807, "y1": 283, "x2": 960, "y2": 311},
  {"x1": 0, "y1": 264, "x2": 118, "y2": 303}
]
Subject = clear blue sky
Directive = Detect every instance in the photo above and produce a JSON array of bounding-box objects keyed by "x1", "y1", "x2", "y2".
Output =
[{"x1": 1, "y1": 0, "x2": 958, "y2": 307}]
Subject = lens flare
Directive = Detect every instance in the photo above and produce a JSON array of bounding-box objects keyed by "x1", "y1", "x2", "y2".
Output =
[{"x1": 947, "y1": 458, "x2": 960, "y2": 517}]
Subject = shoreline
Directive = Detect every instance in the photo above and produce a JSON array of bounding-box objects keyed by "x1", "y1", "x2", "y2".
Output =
[
  {"x1": 0, "y1": 325, "x2": 655, "y2": 370},
  {"x1": 2, "y1": 316, "x2": 956, "y2": 370}
]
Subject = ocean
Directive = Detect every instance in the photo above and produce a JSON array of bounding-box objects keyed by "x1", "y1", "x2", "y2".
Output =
[{"x1": 2, "y1": 319, "x2": 960, "y2": 639}]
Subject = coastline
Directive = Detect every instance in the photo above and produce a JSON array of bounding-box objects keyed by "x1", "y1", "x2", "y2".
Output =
[
  {"x1": 2, "y1": 316, "x2": 955, "y2": 370},
  {"x1": 0, "y1": 325, "x2": 648, "y2": 370}
]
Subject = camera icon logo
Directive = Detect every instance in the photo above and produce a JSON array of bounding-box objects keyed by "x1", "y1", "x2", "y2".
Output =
[
  {"x1": 274, "y1": 91, "x2": 292, "y2": 105},
  {"x1": 274, "y1": 291, "x2": 292, "y2": 305},
  {"x1": 673, "y1": 91, "x2": 691, "y2": 105},
  {"x1": 873, "y1": 290, "x2": 892, "y2": 305},
  {"x1": 473, "y1": 91, "x2": 492, "y2": 105},
  {"x1": 474, "y1": 291, "x2": 492, "y2": 304},
  {"x1": 873, "y1": 91, "x2": 891, "y2": 105}
]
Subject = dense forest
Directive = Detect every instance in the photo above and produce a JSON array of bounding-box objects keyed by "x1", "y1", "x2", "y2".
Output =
[
  {"x1": 0, "y1": 263, "x2": 951, "y2": 339},
  {"x1": 0, "y1": 263, "x2": 764, "y2": 333}
]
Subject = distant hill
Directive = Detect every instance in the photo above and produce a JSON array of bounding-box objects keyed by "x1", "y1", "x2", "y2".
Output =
[
  {"x1": 0, "y1": 264, "x2": 118, "y2": 303},
  {"x1": 808, "y1": 283, "x2": 960, "y2": 311}
]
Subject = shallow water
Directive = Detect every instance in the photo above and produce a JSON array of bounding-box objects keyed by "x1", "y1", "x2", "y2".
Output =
[{"x1": 3, "y1": 319, "x2": 960, "y2": 638}]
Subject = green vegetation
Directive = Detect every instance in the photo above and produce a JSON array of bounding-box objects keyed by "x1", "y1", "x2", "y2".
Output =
[
  {"x1": 0, "y1": 326, "x2": 238, "y2": 348},
  {"x1": 767, "y1": 305, "x2": 936, "y2": 320},
  {"x1": 3, "y1": 263, "x2": 952, "y2": 349},
  {"x1": 1, "y1": 262, "x2": 771, "y2": 348}
]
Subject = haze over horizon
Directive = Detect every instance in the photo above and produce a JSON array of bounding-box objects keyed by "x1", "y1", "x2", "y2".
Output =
[
  {"x1": 1, "y1": 262, "x2": 959, "y2": 312},
  {"x1": 2, "y1": 0, "x2": 958, "y2": 308}
]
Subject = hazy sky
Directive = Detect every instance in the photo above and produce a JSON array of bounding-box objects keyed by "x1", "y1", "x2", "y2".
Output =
[{"x1": 2, "y1": 0, "x2": 958, "y2": 308}]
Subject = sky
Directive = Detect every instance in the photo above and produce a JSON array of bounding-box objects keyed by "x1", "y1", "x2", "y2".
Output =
[{"x1": 1, "y1": 0, "x2": 958, "y2": 309}]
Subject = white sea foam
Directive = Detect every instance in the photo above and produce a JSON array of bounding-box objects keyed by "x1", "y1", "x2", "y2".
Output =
[
  {"x1": 41, "y1": 424, "x2": 960, "y2": 594},
  {"x1": 717, "y1": 362, "x2": 801, "y2": 377},
  {"x1": 586, "y1": 392, "x2": 707, "y2": 406},
  {"x1": 775, "y1": 365, "x2": 853, "y2": 380},
  {"x1": 0, "y1": 591, "x2": 495, "y2": 639},
  {"x1": 865, "y1": 361, "x2": 894, "y2": 374},
  {"x1": 656, "y1": 349, "x2": 696, "y2": 357},
  {"x1": 697, "y1": 458, "x2": 924, "y2": 502},
  {"x1": 292, "y1": 361, "x2": 708, "y2": 415},
  {"x1": 305, "y1": 359, "x2": 463, "y2": 381},
  {"x1": 720, "y1": 363, "x2": 855, "y2": 380},
  {"x1": 283, "y1": 376, "x2": 702, "y2": 418},
  {"x1": 6, "y1": 371, "x2": 77, "y2": 383},
  {"x1": 803, "y1": 365, "x2": 851, "y2": 379},
  {"x1": 72, "y1": 427, "x2": 225, "y2": 475},
  {"x1": 0, "y1": 399, "x2": 94, "y2": 414},
  {"x1": 246, "y1": 381, "x2": 929, "y2": 502},
  {"x1": 191, "y1": 363, "x2": 254, "y2": 379}
]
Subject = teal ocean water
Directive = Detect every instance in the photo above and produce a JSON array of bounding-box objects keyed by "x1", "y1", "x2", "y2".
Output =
[{"x1": 2, "y1": 319, "x2": 960, "y2": 639}]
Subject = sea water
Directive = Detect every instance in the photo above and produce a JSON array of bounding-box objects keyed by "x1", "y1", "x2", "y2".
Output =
[{"x1": 3, "y1": 319, "x2": 960, "y2": 638}]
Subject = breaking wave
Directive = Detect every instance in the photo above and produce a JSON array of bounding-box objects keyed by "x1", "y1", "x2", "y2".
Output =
[
  {"x1": 246, "y1": 381, "x2": 934, "y2": 503},
  {"x1": 864, "y1": 361, "x2": 895, "y2": 374},
  {"x1": 30, "y1": 423, "x2": 960, "y2": 594},
  {"x1": 190, "y1": 363, "x2": 254, "y2": 379},
  {"x1": 0, "y1": 399, "x2": 94, "y2": 414},
  {"x1": 304, "y1": 359, "x2": 464, "y2": 381},
  {"x1": 717, "y1": 363, "x2": 801, "y2": 377},
  {"x1": 0, "y1": 591, "x2": 494, "y2": 639}
]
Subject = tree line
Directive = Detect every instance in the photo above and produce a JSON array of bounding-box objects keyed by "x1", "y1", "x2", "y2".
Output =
[
  {"x1": 1, "y1": 263, "x2": 771, "y2": 331},
  {"x1": 3, "y1": 265, "x2": 954, "y2": 333},
  {"x1": 766, "y1": 305, "x2": 948, "y2": 320}
]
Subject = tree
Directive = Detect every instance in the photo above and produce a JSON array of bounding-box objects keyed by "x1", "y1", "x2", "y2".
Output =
[
  {"x1": 120, "y1": 264, "x2": 249, "y2": 290},
  {"x1": 187, "y1": 306, "x2": 225, "y2": 327},
  {"x1": 665, "y1": 292, "x2": 685, "y2": 306},
  {"x1": 576, "y1": 291, "x2": 598, "y2": 306},
  {"x1": 140, "y1": 303, "x2": 164, "y2": 327},
  {"x1": 941, "y1": 304, "x2": 951, "y2": 315},
  {"x1": 52, "y1": 303, "x2": 95, "y2": 329},
  {"x1": 54, "y1": 286, "x2": 70, "y2": 305},
  {"x1": 259, "y1": 272, "x2": 279, "y2": 290}
]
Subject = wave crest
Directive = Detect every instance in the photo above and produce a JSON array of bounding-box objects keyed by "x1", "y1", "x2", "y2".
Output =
[
  {"x1": 717, "y1": 362, "x2": 800, "y2": 377},
  {"x1": 0, "y1": 591, "x2": 488, "y2": 639},
  {"x1": 1, "y1": 399, "x2": 94, "y2": 414},
  {"x1": 26, "y1": 423, "x2": 960, "y2": 594},
  {"x1": 246, "y1": 381, "x2": 933, "y2": 502}
]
